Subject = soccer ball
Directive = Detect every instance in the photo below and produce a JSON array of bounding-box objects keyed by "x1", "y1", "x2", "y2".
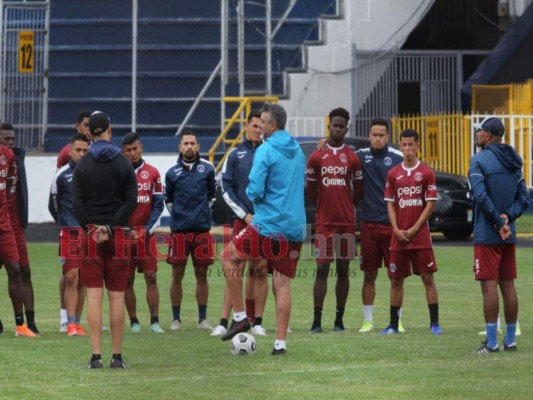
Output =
[{"x1": 230, "y1": 333, "x2": 257, "y2": 355}]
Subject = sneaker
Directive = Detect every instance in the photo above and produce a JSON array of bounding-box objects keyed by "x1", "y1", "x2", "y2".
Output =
[
  {"x1": 252, "y1": 325, "x2": 267, "y2": 336},
  {"x1": 474, "y1": 341, "x2": 500, "y2": 354},
  {"x1": 28, "y1": 324, "x2": 40, "y2": 335},
  {"x1": 271, "y1": 348, "x2": 287, "y2": 356},
  {"x1": 198, "y1": 319, "x2": 212, "y2": 330},
  {"x1": 170, "y1": 320, "x2": 181, "y2": 330},
  {"x1": 75, "y1": 324, "x2": 88, "y2": 336},
  {"x1": 110, "y1": 357, "x2": 127, "y2": 369},
  {"x1": 67, "y1": 323, "x2": 78, "y2": 336},
  {"x1": 430, "y1": 322, "x2": 442, "y2": 335},
  {"x1": 221, "y1": 318, "x2": 251, "y2": 341},
  {"x1": 358, "y1": 321, "x2": 374, "y2": 333},
  {"x1": 88, "y1": 358, "x2": 103, "y2": 369},
  {"x1": 380, "y1": 325, "x2": 399, "y2": 335},
  {"x1": 308, "y1": 324, "x2": 322, "y2": 334},
  {"x1": 15, "y1": 324, "x2": 38, "y2": 337},
  {"x1": 398, "y1": 321, "x2": 406, "y2": 333},
  {"x1": 333, "y1": 323, "x2": 346, "y2": 332},
  {"x1": 150, "y1": 322, "x2": 165, "y2": 333},
  {"x1": 131, "y1": 322, "x2": 141, "y2": 333},
  {"x1": 287, "y1": 326, "x2": 293, "y2": 333},
  {"x1": 0, "y1": 319, "x2": 3, "y2": 334},
  {"x1": 60, "y1": 321, "x2": 68, "y2": 333},
  {"x1": 502, "y1": 342, "x2": 517, "y2": 352},
  {"x1": 210, "y1": 325, "x2": 227, "y2": 336}
]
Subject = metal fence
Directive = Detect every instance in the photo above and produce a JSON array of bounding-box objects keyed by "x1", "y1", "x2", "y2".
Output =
[{"x1": 0, "y1": 0, "x2": 49, "y2": 148}]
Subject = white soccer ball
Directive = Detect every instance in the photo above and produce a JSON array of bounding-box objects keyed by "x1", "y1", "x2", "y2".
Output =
[{"x1": 230, "y1": 333, "x2": 257, "y2": 355}]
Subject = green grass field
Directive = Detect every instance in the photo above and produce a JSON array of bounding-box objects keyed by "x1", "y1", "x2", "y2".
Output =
[{"x1": 0, "y1": 242, "x2": 532, "y2": 400}]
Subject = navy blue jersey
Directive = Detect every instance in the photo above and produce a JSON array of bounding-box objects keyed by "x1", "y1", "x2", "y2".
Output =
[{"x1": 49, "y1": 159, "x2": 80, "y2": 227}]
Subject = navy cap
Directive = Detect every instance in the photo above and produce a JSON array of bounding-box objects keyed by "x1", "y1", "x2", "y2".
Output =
[
  {"x1": 88, "y1": 111, "x2": 111, "y2": 136},
  {"x1": 472, "y1": 117, "x2": 504, "y2": 137}
]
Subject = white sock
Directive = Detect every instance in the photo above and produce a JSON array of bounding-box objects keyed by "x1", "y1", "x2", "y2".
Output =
[
  {"x1": 363, "y1": 305, "x2": 373, "y2": 323},
  {"x1": 60, "y1": 309, "x2": 67, "y2": 322},
  {"x1": 274, "y1": 340, "x2": 286, "y2": 350},
  {"x1": 234, "y1": 311, "x2": 247, "y2": 322}
]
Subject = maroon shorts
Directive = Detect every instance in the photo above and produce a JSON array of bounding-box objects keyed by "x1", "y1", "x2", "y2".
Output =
[
  {"x1": 227, "y1": 225, "x2": 302, "y2": 279},
  {"x1": 129, "y1": 232, "x2": 158, "y2": 274},
  {"x1": 0, "y1": 229, "x2": 20, "y2": 264},
  {"x1": 388, "y1": 248, "x2": 438, "y2": 279},
  {"x1": 359, "y1": 222, "x2": 392, "y2": 271},
  {"x1": 12, "y1": 223, "x2": 29, "y2": 266},
  {"x1": 313, "y1": 224, "x2": 356, "y2": 263},
  {"x1": 59, "y1": 227, "x2": 85, "y2": 273},
  {"x1": 232, "y1": 219, "x2": 248, "y2": 238},
  {"x1": 166, "y1": 231, "x2": 215, "y2": 267},
  {"x1": 473, "y1": 244, "x2": 516, "y2": 281},
  {"x1": 80, "y1": 233, "x2": 131, "y2": 291}
]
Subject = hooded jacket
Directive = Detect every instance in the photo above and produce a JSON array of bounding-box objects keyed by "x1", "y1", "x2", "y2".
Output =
[
  {"x1": 468, "y1": 143, "x2": 529, "y2": 244},
  {"x1": 246, "y1": 130, "x2": 306, "y2": 242},
  {"x1": 72, "y1": 140, "x2": 137, "y2": 229}
]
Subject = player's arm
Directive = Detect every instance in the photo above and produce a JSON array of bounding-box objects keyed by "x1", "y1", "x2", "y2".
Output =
[
  {"x1": 110, "y1": 161, "x2": 138, "y2": 230},
  {"x1": 48, "y1": 172, "x2": 61, "y2": 224},
  {"x1": 469, "y1": 159, "x2": 505, "y2": 229},
  {"x1": 504, "y1": 174, "x2": 530, "y2": 223},
  {"x1": 385, "y1": 173, "x2": 408, "y2": 243},
  {"x1": 146, "y1": 172, "x2": 164, "y2": 234},
  {"x1": 246, "y1": 146, "x2": 269, "y2": 203},
  {"x1": 352, "y1": 154, "x2": 364, "y2": 206},
  {"x1": 71, "y1": 166, "x2": 88, "y2": 227},
  {"x1": 207, "y1": 165, "x2": 217, "y2": 208},
  {"x1": 221, "y1": 150, "x2": 252, "y2": 220},
  {"x1": 305, "y1": 152, "x2": 319, "y2": 206},
  {"x1": 406, "y1": 200, "x2": 435, "y2": 241},
  {"x1": 164, "y1": 169, "x2": 174, "y2": 213}
]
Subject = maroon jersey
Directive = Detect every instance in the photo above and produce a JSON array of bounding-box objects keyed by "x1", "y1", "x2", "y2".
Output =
[
  {"x1": 384, "y1": 161, "x2": 437, "y2": 250},
  {"x1": 128, "y1": 161, "x2": 163, "y2": 229},
  {"x1": 306, "y1": 144, "x2": 363, "y2": 226},
  {"x1": 56, "y1": 143, "x2": 70, "y2": 170},
  {"x1": 0, "y1": 145, "x2": 18, "y2": 231}
]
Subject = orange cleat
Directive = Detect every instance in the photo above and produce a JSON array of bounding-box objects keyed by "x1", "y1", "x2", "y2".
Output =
[
  {"x1": 15, "y1": 324, "x2": 38, "y2": 337},
  {"x1": 67, "y1": 323, "x2": 78, "y2": 336},
  {"x1": 75, "y1": 324, "x2": 87, "y2": 336}
]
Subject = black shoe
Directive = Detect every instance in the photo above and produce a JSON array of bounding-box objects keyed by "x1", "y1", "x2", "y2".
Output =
[
  {"x1": 0, "y1": 319, "x2": 3, "y2": 334},
  {"x1": 502, "y1": 342, "x2": 517, "y2": 352},
  {"x1": 474, "y1": 341, "x2": 500, "y2": 354},
  {"x1": 110, "y1": 357, "x2": 127, "y2": 369},
  {"x1": 271, "y1": 348, "x2": 287, "y2": 356},
  {"x1": 28, "y1": 324, "x2": 40, "y2": 336},
  {"x1": 221, "y1": 318, "x2": 251, "y2": 341},
  {"x1": 309, "y1": 323, "x2": 322, "y2": 334},
  {"x1": 88, "y1": 358, "x2": 103, "y2": 369},
  {"x1": 333, "y1": 322, "x2": 346, "y2": 332}
]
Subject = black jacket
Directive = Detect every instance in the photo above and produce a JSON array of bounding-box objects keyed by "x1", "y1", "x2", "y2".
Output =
[{"x1": 72, "y1": 140, "x2": 137, "y2": 229}]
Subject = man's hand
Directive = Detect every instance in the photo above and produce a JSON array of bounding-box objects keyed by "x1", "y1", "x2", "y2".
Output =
[
  {"x1": 244, "y1": 213, "x2": 253, "y2": 224},
  {"x1": 317, "y1": 138, "x2": 327, "y2": 151},
  {"x1": 499, "y1": 224, "x2": 512, "y2": 240},
  {"x1": 94, "y1": 225, "x2": 110, "y2": 243},
  {"x1": 394, "y1": 227, "x2": 411, "y2": 244}
]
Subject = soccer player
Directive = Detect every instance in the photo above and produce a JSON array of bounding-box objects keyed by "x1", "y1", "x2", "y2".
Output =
[
  {"x1": 49, "y1": 133, "x2": 89, "y2": 336},
  {"x1": 212, "y1": 110, "x2": 268, "y2": 337},
  {"x1": 355, "y1": 119, "x2": 404, "y2": 333},
  {"x1": 0, "y1": 141, "x2": 36, "y2": 337},
  {"x1": 220, "y1": 103, "x2": 306, "y2": 355},
  {"x1": 0, "y1": 123, "x2": 40, "y2": 334},
  {"x1": 164, "y1": 131, "x2": 217, "y2": 331},
  {"x1": 122, "y1": 132, "x2": 165, "y2": 333},
  {"x1": 468, "y1": 117, "x2": 529, "y2": 353},
  {"x1": 381, "y1": 129, "x2": 442, "y2": 335},
  {"x1": 72, "y1": 111, "x2": 137, "y2": 369},
  {"x1": 307, "y1": 107, "x2": 363, "y2": 333}
]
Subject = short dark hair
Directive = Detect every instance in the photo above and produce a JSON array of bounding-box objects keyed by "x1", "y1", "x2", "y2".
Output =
[
  {"x1": 400, "y1": 129, "x2": 419, "y2": 142},
  {"x1": 370, "y1": 118, "x2": 388, "y2": 131},
  {"x1": 261, "y1": 103, "x2": 287, "y2": 130},
  {"x1": 1, "y1": 123, "x2": 14, "y2": 131},
  {"x1": 180, "y1": 130, "x2": 198, "y2": 142},
  {"x1": 247, "y1": 110, "x2": 261, "y2": 123},
  {"x1": 328, "y1": 108, "x2": 350, "y2": 122},
  {"x1": 76, "y1": 110, "x2": 92, "y2": 124},
  {"x1": 70, "y1": 133, "x2": 89, "y2": 144},
  {"x1": 122, "y1": 132, "x2": 140, "y2": 146}
]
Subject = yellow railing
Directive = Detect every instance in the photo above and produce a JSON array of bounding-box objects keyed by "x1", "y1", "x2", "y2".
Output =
[
  {"x1": 472, "y1": 81, "x2": 533, "y2": 114},
  {"x1": 209, "y1": 96, "x2": 278, "y2": 173}
]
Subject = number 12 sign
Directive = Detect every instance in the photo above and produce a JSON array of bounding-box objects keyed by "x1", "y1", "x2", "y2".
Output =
[{"x1": 18, "y1": 31, "x2": 34, "y2": 73}]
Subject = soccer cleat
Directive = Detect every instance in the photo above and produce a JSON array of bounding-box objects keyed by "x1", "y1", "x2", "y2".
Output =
[
  {"x1": 252, "y1": 325, "x2": 267, "y2": 336},
  {"x1": 0, "y1": 319, "x2": 3, "y2": 334},
  {"x1": 131, "y1": 322, "x2": 141, "y2": 333},
  {"x1": 271, "y1": 348, "x2": 287, "y2": 356},
  {"x1": 198, "y1": 319, "x2": 212, "y2": 330},
  {"x1": 67, "y1": 323, "x2": 78, "y2": 336},
  {"x1": 150, "y1": 322, "x2": 165, "y2": 333},
  {"x1": 110, "y1": 357, "x2": 127, "y2": 369},
  {"x1": 398, "y1": 321, "x2": 406, "y2": 333},
  {"x1": 221, "y1": 318, "x2": 251, "y2": 341},
  {"x1": 308, "y1": 324, "x2": 322, "y2": 334},
  {"x1": 60, "y1": 321, "x2": 68, "y2": 333},
  {"x1": 333, "y1": 323, "x2": 346, "y2": 332},
  {"x1": 430, "y1": 322, "x2": 442, "y2": 335},
  {"x1": 210, "y1": 325, "x2": 227, "y2": 336},
  {"x1": 358, "y1": 321, "x2": 374, "y2": 333},
  {"x1": 88, "y1": 358, "x2": 103, "y2": 369},
  {"x1": 474, "y1": 341, "x2": 500, "y2": 354},
  {"x1": 516, "y1": 322, "x2": 522, "y2": 336},
  {"x1": 170, "y1": 320, "x2": 181, "y2": 330},
  {"x1": 28, "y1": 324, "x2": 40, "y2": 336},
  {"x1": 502, "y1": 342, "x2": 517, "y2": 352},
  {"x1": 287, "y1": 326, "x2": 293, "y2": 333},
  {"x1": 380, "y1": 325, "x2": 399, "y2": 335},
  {"x1": 75, "y1": 324, "x2": 88, "y2": 336},
  {"x1": 15, "y1": 324, "x2": 38, "y2": 337}
]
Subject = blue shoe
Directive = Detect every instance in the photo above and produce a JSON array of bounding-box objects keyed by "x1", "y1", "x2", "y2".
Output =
[
  {"x1": 380, "y1": 325, "x2": 399, "y2": 335},
  {"x1": 430, "y1": 322, "x2": 442, "y2": 335}
]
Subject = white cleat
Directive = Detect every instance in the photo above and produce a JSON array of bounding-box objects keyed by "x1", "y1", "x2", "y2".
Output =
[
  {"x1": 170, "y1": 320, "x2": 181, "y2": 330},
  {"x1": 210, "y1": 325, "x2": 227, "y2": 336},
  {"x1": 252, "y1": 325, "x2": 267, "y2": 336},
  {"x1": 60, "y1": 321, "x2": 68, "y2": 333},
  {"x1": 198, "y1": 319, "x2": 212, "y2": 330}
]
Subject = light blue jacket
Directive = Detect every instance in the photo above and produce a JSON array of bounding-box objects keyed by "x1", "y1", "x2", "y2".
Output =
[{"x1": 246, "y1": 130, "x2": 306, "y2": 242}]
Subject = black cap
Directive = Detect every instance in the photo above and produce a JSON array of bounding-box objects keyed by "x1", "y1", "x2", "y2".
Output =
[
  {"x1": 473, "y1": 117, "x2": 505, "y2": 137},
  {"x1": 89, "y1": 111, "x2": 110, "y2": 136}
]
